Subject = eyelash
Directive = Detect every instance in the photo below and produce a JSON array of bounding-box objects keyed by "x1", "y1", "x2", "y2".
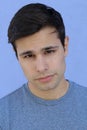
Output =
[
  {"x1": 23, "y1": 54, "x2": 35, "y2": 59},
  {"x1": 44, "y1": 49, "x2": 56, "y2": 55}
]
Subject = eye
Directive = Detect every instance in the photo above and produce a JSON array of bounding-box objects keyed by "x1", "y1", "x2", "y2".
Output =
[
  {"x1": 44, "y1": 49, "x2": 56, "y2": 55},
  {"x1": 23, "y1": 54, "x2": 35, "y2": 59}
]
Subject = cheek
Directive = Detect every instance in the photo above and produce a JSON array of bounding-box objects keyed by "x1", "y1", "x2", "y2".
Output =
[
  {"x1": 18, "y1": 61, "x2": 33, "y2": 78},
  {"x1": 51, "y1": 55, "x2": 65, "y2": 68},
  {"x1": 50, "y1": 56, "x2": 66, "y2": 75}
]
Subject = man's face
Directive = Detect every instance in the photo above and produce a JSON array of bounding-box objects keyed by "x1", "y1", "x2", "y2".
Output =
[{"x1": 15, "y1": 27, "x2": 68, "y2": 92}]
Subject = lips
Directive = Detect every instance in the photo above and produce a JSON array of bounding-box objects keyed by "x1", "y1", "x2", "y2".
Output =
[{"x1": 36, "y1": 75, "x2": 54, "y2": 83}]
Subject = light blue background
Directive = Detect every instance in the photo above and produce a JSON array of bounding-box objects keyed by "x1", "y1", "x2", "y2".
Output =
[{"x1": 0, "y1": 0, "x2": 87, "y2": 98}]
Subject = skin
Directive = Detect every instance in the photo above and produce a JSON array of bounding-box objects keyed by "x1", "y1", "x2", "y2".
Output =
[{"x1": 15, "y1": 26, "x2": 69, "y2": 100}]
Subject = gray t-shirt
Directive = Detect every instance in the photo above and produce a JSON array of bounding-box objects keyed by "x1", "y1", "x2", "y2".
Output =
[{"x1": 0, "y1": 81, "x2": 87, "y2": 130}]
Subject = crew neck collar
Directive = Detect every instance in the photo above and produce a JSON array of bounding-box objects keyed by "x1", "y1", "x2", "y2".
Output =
[{"x1": 25, "y1": 80, "x2": 73, "y2": 106}]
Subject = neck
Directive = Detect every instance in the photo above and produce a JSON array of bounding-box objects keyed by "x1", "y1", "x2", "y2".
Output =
[{"x1": 28, "y1": 79, "x2": 69, "y2": 100}]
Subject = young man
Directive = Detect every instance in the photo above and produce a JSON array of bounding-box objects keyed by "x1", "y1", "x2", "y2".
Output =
[{"x1": 0, "y1": 3, "x2": 87, "y2": 130}]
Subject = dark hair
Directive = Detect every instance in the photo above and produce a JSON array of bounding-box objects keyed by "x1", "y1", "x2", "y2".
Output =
[{"x1": 8, "y1": 3, "x2": 65, "y2": 56}]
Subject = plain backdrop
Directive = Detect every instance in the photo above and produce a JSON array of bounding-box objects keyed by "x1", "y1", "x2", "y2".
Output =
[{"x1": 0, "y1": 0, "x2": 87, "y2": 98}]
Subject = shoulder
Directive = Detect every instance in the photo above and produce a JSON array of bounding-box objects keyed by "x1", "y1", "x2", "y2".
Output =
[
  {"x1": 69, "y1": 80, "x2": 87, "y2": 100},
  {"x1": 0, "y1": 83, "x2": 27, "y2": 120},
  {"x1": 0, "y1": 83, "x2": 27, "y2": 105},
  {"x1": 69, "y1": 80, "x2": 87, "y2": 91},
  {"x1": 0, "y1": 83, "x2": 27, "y2": 128}
]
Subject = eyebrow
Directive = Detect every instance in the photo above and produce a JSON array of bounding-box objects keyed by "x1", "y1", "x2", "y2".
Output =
[
  {"x1": 49, "y1": 30, "x2": 57, "y2": 34},
  {"x1": 19, "y1": 45, "x2": 59, "y2": 56},
  {"x1": 42, "y1": 46, "x2": 59, "y2": 51},
  {"x1": 19, "y1": 51, "x2": 33, "y2": 56}
]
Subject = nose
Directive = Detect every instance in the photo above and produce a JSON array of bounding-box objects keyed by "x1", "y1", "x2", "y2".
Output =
[{"x1": 35, "y1": 55, "x2": 48, "y2": 73}]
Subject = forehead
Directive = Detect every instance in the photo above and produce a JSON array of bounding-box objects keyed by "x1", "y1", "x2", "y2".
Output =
[{"x1": 15, "y1": 27, "x2": 61, "y2": 52}]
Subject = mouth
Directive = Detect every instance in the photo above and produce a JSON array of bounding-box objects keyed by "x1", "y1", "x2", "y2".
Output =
[{"x1": 36, "y1": 74, "x2": 55, "y2": 83}]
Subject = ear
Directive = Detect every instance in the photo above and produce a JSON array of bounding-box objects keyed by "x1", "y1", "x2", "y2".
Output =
[{"x1": 64, "y1": 36, "x2": 69, "y2": 56}]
